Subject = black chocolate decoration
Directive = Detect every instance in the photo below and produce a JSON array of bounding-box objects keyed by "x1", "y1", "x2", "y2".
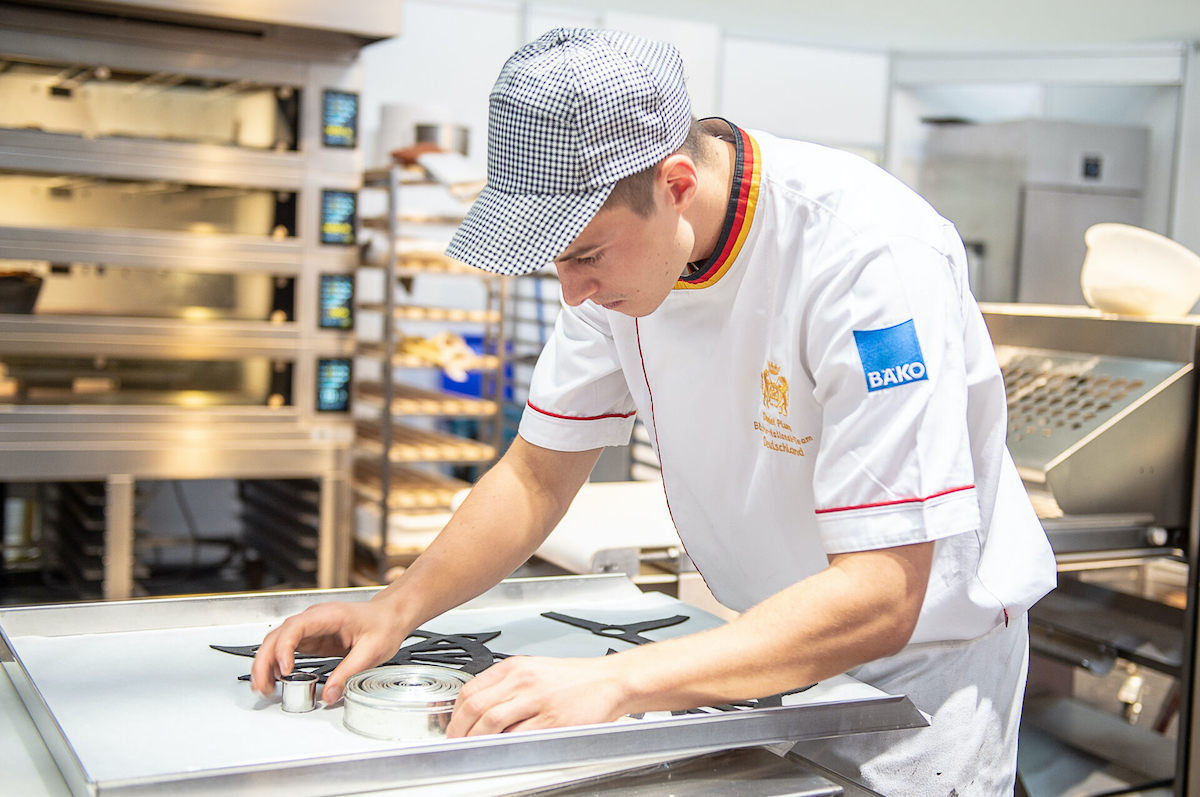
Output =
[
  {"x1": 213, "y1": 629, "x2": 507, "y2": 683},
  {"x1": 540, "y1": 612, "x2": 689, "y2": 646}
]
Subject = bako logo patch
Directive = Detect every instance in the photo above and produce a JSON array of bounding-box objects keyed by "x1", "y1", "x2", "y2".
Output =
[{"x1": 853, "y1": 319, "x2": 929, "y2": 392}]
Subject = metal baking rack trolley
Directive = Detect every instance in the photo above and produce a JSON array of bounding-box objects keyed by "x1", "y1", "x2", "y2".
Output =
[{"x1": 353, "y1": 159, "x2": 510, "y2": 586}]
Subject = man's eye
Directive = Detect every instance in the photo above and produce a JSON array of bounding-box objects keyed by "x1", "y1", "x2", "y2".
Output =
[{"x1": 574, "y1": 254, "x2": 601, "y2": 265}]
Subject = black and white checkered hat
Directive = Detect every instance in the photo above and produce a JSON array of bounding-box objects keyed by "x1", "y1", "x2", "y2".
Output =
[{"x1": 445, "y1": 28, "x2": 692, "y2": 276}]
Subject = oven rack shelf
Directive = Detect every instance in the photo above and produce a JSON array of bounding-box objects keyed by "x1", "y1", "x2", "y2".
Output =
[
  {"x1": 362, "y1": 165, "x2": 429, "y2": 187},
  {"x1": 355, "y1": 341, "x2": 502, "y2": 371},
  {"x1": 350, "y1": 504, "x2": 459, "y2": 576},
  {"x1": 0, "y1": 128, "x2": 307, "y2": 191},
  {"x1": 0, "y1": 315, "x2": 352, "y2": 359},
  {"x1": 49, "y1": 482, "x2": 152, "y2": 588},
  {"x1": 0, "y1": 225, "x2": 307, "y2": 273},
  {"x1": 240, "y1": 479, "x2": 320, "y2": 586},
  {"x1": 355, "y1": 382, "x2": 497, "y2": 416},
  {"x1": 351, "y1": 459, "x2": 470, "y2": 510},
  {"x1": 351, "y1": 501, "x2": 463, "y2": 581},
  {"x1": 355, "y1": 419, "x2": 497, "y2": 463},
  {"x1": 359, "y1": 303, "x2": 502, "y2": 324},
  {"x1": 350, "y1": 547, "x2": 418, "y2": 584},
  {"x1": 241, "y1": 479, "x2": 320, "y2": 530},
  {"x1": 353, "y1": 160, "x2": 510, "y2": 585},
  {"x1": 366, "y1": 236, "x2": 487, "y2": 276},
  {"x1": 361, "y1": 212, "x2": 469, "y2": 229},
  {"x1": 394, "y1": 254, "x2": 489, "y2": 277},
  {"x1": 353, "y1": 528, "x2": 442, "y2": 558}
]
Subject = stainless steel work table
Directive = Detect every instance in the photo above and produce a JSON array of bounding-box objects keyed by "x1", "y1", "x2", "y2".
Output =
[
  {"x1": 1, "y1": 668, "x2": 845, "y2": 797},
  {"x1": 1, "y1": 576, "x2": 923, "y2": 797}
]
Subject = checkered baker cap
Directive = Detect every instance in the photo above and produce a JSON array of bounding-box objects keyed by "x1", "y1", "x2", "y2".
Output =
[{"x1": 445, "y1": 28, "x2": 692, "y2": 276}]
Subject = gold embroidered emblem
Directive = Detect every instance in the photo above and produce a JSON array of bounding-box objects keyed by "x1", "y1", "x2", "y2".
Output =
[{"x1": 761, "y1": 361, "x2": 789, "y2": 416}]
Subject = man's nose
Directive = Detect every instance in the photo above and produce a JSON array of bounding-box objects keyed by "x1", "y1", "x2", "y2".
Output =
[{"x1": 556, "y1": 266, "x2": 597, "y2": 307}]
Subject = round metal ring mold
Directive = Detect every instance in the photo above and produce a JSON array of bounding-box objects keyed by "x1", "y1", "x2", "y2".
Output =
[
  {"x1": 342, "y1": 664, "x2": 473, "y2": 741},
  {"x1": 280, "y1": 672, "x2": 319, "y2": 713}
]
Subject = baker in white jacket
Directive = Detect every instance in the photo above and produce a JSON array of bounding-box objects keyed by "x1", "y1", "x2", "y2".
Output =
[{"x1": 253, "y1": 28, "x2": 1056, "y2": 796}]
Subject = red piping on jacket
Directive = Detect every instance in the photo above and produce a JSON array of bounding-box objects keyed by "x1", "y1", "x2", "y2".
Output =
[
  {"x1": 525, "y1": 402, "x2": 636, "y2": 422},
  {"x1": 634, "y1": 319, "x2": 715, "y2": 594},
  {"x1": 815, "y1": 484, "x2": 976, "y2": 515}
]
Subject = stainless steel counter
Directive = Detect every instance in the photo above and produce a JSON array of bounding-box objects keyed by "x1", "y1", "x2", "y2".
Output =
[
  {"x1": 1, "y1": 664, "x2": 763, "y2": 797},
  {"x1": 0, "y1": 576, "x2": 923, "y2": 797}
]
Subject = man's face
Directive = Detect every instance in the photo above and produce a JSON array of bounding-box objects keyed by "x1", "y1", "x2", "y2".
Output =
[{"x1": 553, "y1": 198, "x2": 694, "y2": 318}]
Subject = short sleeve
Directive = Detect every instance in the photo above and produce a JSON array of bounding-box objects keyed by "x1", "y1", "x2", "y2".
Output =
[
  {"x1": 518, "y1": 301, "x2": 637, "y2": 451},
  {"x1": 805, "y1": 234, "x2": 982, "y2": 554}
]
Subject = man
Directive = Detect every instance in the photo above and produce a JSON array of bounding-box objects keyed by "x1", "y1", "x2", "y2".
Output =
[{"x1": 253, "y1": 28, "x2": 1056, "y2": 795}]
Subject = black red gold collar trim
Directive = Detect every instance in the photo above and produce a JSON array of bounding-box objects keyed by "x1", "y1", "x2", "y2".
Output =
[{"x1": 675, "y1": 120, "x2": 762, "y2": 290}]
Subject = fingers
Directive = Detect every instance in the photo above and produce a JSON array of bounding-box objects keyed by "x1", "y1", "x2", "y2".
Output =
[
  {"x1": 448, "y1": 656, "x2": 626, "y2": 737},
  {"x1": 250, "y1": 627, "x2": 284, "y2": 695},
  {"x1": 448, "y1": 686, "x2": 533, "y2": 737},
  {"x1": 249, "y1": 604, "x2": 352, "y2": 696},
  {"x1": 321, "y1": 641, "x2": 390, "y2": 705},
  {"x1": 447, "y1": 660, "x2": 538, "y2": 738},
  {"x1": 446, "y1": 669, "x2": 494, "y2": 737}
]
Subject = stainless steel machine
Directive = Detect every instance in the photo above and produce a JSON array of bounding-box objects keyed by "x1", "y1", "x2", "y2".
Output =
[
  {"x1": 0, "y1": 1, "x2": 400, "y2": 596},
  {"x1": 982, "y1": 304, "x2": 1200, "y2": 794},
  {"x1": 922, "y1": 120, "x2": 1149, "y2": 305}
]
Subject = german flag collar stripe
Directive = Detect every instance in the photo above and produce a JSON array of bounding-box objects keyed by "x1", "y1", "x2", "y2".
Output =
[{"x1": 676, "y1": 122, "x2": 762, "y2": 290}]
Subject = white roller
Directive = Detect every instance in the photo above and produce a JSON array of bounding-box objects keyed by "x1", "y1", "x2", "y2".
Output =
[{"x1": 537, "y1": 481, "x2": 682, "y2": 576}]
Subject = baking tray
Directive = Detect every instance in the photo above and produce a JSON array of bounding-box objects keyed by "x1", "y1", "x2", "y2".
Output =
[{"x1": 1, "y1": 575, "x2": 926, "y2": 797}]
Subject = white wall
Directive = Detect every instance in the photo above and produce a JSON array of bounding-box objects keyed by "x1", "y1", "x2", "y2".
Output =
[
  {"x1": 720, "y1": 38, "x2": 888, "y2": 152},
  {"x1": 360, "y1": 0, "x2": 521, "y2": 170},
  {"x1": 360, "y1": 0, "x2": 892, "y2": 173},
  {"x1": 523, "y1": 3, "x2": 601, "y2": 40},
  {"x1": 602, "y1": 11, "x2": 721, "y2": 117},
  {"x1": 359, "y1": 5, "x2": 1200, "y2": 256},
  {"x1": 1174, "y1": 44, "x2": 1200, "y2": 255}
]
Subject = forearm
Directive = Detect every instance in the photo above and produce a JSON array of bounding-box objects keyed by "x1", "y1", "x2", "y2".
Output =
[
  {"x1": 372, "y1": 436, "x2": 601, "y2": 632},
  {"x1": 608, "y1": 542, "x2": 933, "y2": 713}
]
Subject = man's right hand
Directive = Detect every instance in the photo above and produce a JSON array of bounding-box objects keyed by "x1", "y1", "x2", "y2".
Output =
[
  {"x1": 250, "y1": 598, "x2": 410, "y2": 704},
  {"x1": 249, "y1": 438, "x2": 602, "y2": 706}
]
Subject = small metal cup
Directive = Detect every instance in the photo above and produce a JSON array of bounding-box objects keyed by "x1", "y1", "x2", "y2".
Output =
[{"x1": 280, "y1": 672, "x2": 318, "y2": 713}]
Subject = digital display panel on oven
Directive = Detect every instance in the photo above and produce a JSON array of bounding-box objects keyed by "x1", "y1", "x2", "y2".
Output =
[
  {"x1": 320, "y1": 190, "x2": 356, "y2": 246},
  {"x1": 316, "y1": 358, "x2": 352, "y2": 412},
  {"x1": 322, "y1": 90, "x2": 358, "y2": 148},
  {"x1": 319, "y1": 273, "x2": 354, "y2": 330}
]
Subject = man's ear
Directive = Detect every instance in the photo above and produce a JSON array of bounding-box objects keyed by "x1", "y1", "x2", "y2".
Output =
[{"x1": 658, "y1": 153, "x2": 699, "y2": 212}]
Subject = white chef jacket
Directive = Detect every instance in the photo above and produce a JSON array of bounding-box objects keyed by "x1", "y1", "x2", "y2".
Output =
[{"x1": 518, "y1": 119, "x2": 1056, "y2": 645}]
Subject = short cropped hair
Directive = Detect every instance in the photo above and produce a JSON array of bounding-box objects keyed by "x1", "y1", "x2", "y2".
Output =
[{"x1": 602, "y1": 119, "x2": 713, "y2": 217}]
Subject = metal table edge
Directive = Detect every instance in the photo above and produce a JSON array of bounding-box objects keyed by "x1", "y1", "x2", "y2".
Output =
[
  {"x1": 91, "y1": 695, "x2": 925, "y2": 797},
  {"x1": 1, "y1": 630, "x2": 91, "y2": 797}
]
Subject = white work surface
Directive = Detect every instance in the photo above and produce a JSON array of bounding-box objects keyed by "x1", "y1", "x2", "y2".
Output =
[
  {"x1": 1, "y1": 580, "x2": 897, "y2": 797},
  {"x1": 9, "y1": 596, "x2": 729, "y2": 781},
  {"x1": 0, "y1": 663, "x2": 722, "y2": 797},
  {"x1": 0, "y1": 662, "x2": 714, "y2": 797},
  {"x1": 1, "y1": 662, "x2": 882, "y2": 797},
  {"x1": 536, "y1": 481, "x2": 681, "y2": 574}
]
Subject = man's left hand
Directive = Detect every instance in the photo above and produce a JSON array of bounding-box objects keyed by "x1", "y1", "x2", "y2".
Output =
[{"x1": 446, "y1": 655, "x2": 628, "y2": 736}]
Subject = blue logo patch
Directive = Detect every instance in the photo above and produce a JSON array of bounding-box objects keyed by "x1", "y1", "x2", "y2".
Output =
[{"x1": 853, "y1": 320, "x2": 929, "y2": 392}]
